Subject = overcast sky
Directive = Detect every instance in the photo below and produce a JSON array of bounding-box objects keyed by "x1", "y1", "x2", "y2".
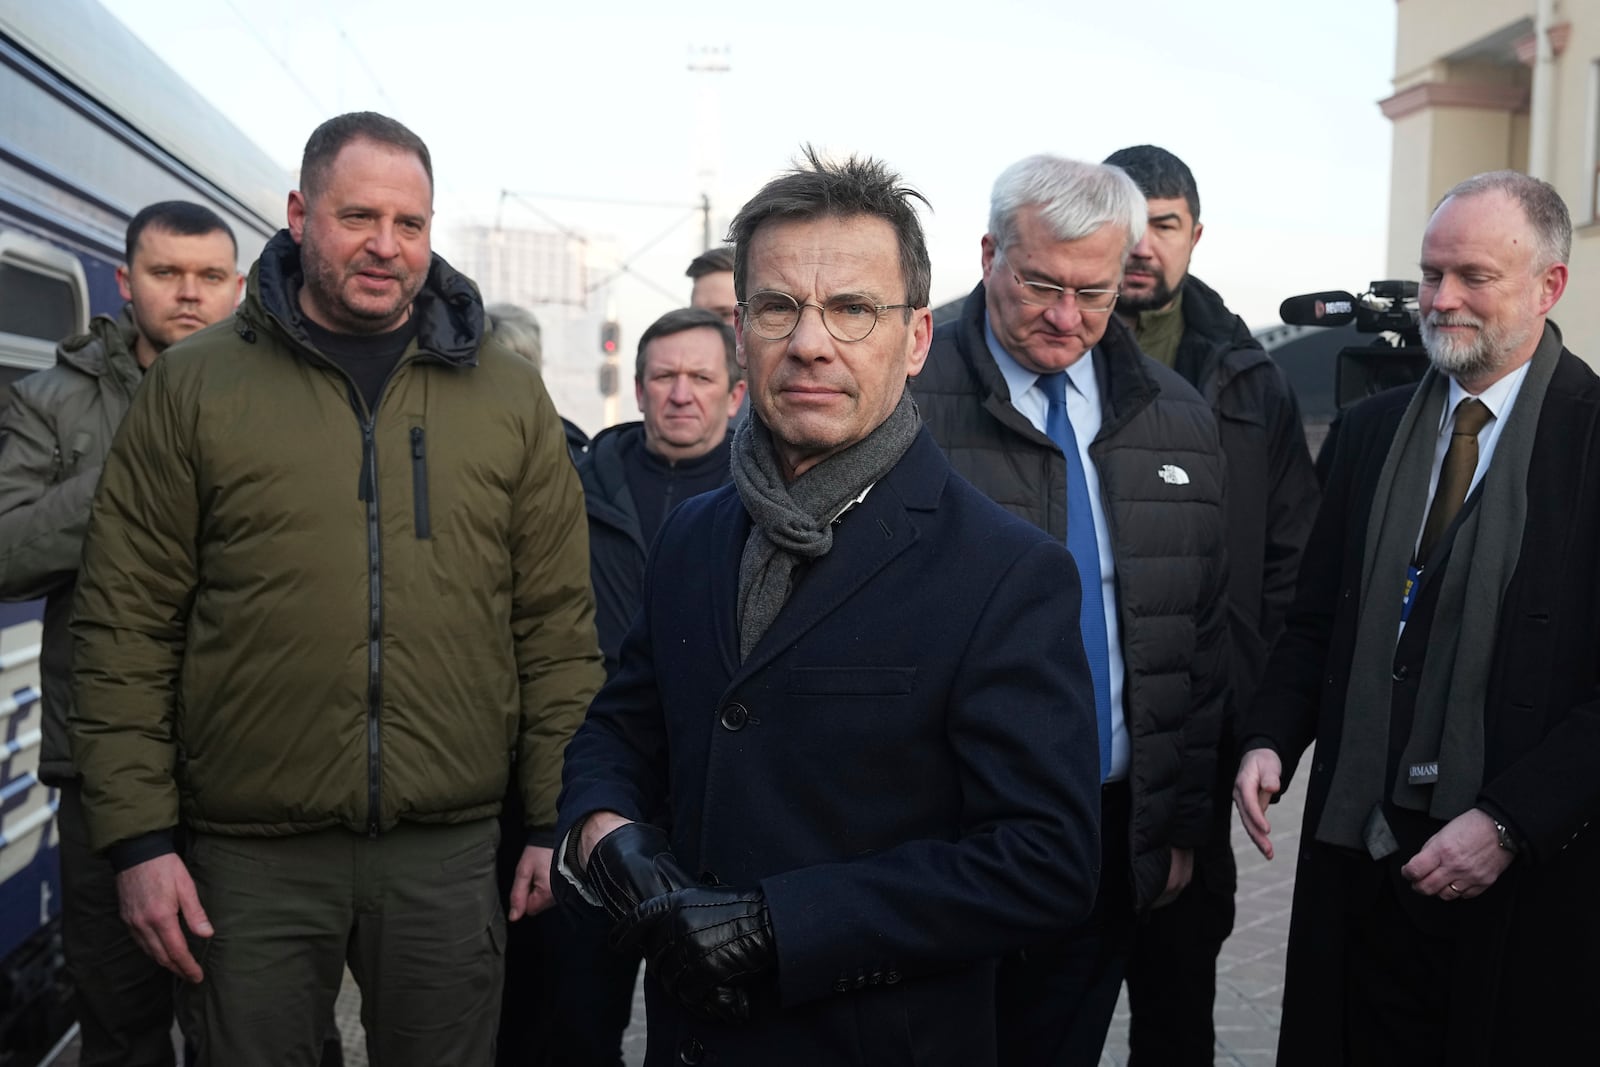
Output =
[{"x1": 99, "y1": 0, "x2": 1400, "y2": 427}]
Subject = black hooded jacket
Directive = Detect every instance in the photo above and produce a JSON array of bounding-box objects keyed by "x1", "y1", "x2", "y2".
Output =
[{"x1": 1169, "y1": 275, "x2": 1319, "y2": 717}]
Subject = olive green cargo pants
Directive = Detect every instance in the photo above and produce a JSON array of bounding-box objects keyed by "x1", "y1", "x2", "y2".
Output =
[{"x1": 179, "y1": 818, "x2": 505, "y2": 1066}]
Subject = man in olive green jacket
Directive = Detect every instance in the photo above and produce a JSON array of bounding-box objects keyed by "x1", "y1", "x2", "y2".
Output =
[
  {"x1": 0, "y1": 201, "x2": 241, "y2": 1067},
  {"x1": 68, "y1": 113, "x2": 603, "y2": 1066}
]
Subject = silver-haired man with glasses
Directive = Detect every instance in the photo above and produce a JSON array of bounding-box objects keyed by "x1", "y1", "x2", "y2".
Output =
[
  {"x1": 554, "y1": 147, "x2": 1103, "y2": 1066},
  {"x1": 915, "y1": 154, "x2": 1229, "y2": 1067}
]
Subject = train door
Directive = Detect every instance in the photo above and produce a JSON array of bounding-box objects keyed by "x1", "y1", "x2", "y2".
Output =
[{"x1": 0, "y1": 227, "x2": 87, "y2": 1062}]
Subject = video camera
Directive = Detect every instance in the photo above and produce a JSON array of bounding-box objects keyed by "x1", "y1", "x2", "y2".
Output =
[{"x1": 1279, "y1": 281, "x2": 1428, "y2": 410}]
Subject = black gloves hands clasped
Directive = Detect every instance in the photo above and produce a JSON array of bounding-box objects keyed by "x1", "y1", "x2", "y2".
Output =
[
  {"x1": 614, "y1": 885, "x2": 776, "y2": 1025},
  {"x1": 582, "y1": 822, "x2": 775, "y2": 1023},
  {"x1": 584, "y1": 821, "x2": 698, "y2": 922}
]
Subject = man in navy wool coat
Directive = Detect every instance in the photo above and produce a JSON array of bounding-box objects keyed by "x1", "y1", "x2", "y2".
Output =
[{"x1": 554, "y1": 148, "x2": 1104, "y2": 1066}]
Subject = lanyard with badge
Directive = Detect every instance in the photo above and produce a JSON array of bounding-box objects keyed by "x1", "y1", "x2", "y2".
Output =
[{"x1": 1400, "y1": 562, "x2": 1423, "y2": 623}]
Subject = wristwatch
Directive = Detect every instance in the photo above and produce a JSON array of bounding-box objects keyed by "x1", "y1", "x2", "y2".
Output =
[{"x1": 1491, "y1": 817, "x2": 1520, "y2": 855}]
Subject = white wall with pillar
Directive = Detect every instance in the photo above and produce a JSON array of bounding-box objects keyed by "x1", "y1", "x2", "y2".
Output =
[{"x1": 1384, "y1": 0, "x2": 1600, "y2": 362}]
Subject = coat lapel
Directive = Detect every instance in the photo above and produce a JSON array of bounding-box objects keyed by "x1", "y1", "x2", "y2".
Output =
[
  {"x1": 708, "y1": 487, "x2": 752, "y2": 678},
  {"x1": 731, "y1": 430, "x2": 946, "y2": 682}
]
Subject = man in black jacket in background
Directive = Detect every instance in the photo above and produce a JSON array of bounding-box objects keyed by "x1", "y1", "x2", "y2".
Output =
[
  {"x1": 580, "y1": 307, "x2": 744, "y2": 674},
  {"x1": 1104, "y1": 144, "x2": 1318, "y2": 1065},
  {"x1": 499, "y1": 306, "x2": 744, "y2": 1066}
]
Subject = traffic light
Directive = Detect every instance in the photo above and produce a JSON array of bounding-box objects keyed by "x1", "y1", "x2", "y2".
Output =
[
  {"x1": 598, "y1": 362, "x2": 618, "y2": 398},
  {"x1": 601, "y1": 320, "x2": 620, "y2": 356}
]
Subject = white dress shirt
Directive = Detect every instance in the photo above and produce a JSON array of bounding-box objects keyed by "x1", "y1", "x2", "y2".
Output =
[{"x1": 984, "y1": 316, "x2": 1129, "y2": 782}]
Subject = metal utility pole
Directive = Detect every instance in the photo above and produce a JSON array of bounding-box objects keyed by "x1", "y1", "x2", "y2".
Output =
[{"x1": 688, "y1": 45, "x2": 730, "y2": 251}]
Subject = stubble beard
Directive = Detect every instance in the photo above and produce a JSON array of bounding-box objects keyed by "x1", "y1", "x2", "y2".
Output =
[
  {"x1": 301, "y1": 239, "x2": 421, "y2": 335},
  {"x1": 128, "y1": 301, "x2": 189, "y2": 357},
  {"x1": 1115, "y1": 269, "x2": 1179, "y2": 316}
]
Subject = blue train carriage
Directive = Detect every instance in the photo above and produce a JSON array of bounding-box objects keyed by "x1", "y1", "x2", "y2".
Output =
[
  {"x1": 0, "y1": 602, "x2": 68, "y2": 1061},
  {"x1": 0, "y1": 0, "x2": 283, "y2": 370},
  {"x1": 0, "y1": 0, "x2": 286, "y2": 1057}
]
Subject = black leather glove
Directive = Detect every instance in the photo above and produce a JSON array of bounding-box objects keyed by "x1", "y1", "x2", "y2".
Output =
[
  {"x1": 615, "y1": 885, "x2": 776, "y2": 1024},
  {"x1": 582, "y1": 822, "x2": 697, "y2": 924}
]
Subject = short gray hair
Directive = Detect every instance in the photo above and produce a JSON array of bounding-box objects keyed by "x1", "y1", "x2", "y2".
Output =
[
  {"x1": 1436, "y1": 170, "x2": 1571, "y2": 269},
  {"x1": 989, "y1": 155, "x2": 1147, "y2": 256},
  {"x1": 487, "y1": 303, "x2": 542, "y2": 374}
]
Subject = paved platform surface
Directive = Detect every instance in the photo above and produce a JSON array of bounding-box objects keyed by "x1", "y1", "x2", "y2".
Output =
[{"x1": 45, "y1": 767, "x2": 1305, "y2": 1067}]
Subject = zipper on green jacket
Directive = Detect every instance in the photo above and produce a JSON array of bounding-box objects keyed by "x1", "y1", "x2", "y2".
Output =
[
  {"x1": 410, "y1": 427, "x2": 431, "y2": 540},
  {"x1": 361, "y1": 415, "x2": 384, "y2": 837}
]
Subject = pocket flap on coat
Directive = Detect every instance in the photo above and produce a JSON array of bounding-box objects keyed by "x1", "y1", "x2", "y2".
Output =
[{"x1": 786, "y1": 667, "x2": 917, "y2": 696}]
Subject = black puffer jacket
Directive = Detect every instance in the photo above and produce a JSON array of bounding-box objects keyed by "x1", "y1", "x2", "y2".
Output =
[
  {"x1": 1173, "y1": 276, "x2": 1318, "y2": 716},
  {"x1": 913, "y1": 283, "x2": 1229, "y2": 910}
]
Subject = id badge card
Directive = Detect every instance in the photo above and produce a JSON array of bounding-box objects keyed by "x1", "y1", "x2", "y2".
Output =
[{"x1": 1400, "y1": 564, "x2": 1422, "y2": 623}]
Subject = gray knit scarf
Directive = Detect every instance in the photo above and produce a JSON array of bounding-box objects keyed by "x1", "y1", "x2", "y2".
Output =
[
  {"x1": 730, "y1": 390, "x2": 921, "y2": 661},
  {"x1": 1317, "y1": 323, "x2": 1562, "y2": 856}
]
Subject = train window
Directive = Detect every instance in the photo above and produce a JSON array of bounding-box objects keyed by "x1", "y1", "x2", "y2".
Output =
[
  {"x1": 0, "y1": 232, "x2": 88, "y2": 380},
  {"x1": 0, "y1": 262, "x2": 78, "y2": 340}
]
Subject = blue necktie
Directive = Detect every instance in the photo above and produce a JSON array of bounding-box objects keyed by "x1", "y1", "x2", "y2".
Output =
[{"x1": 1042, "y1": 371, "x2": 1113, "y2": 781}]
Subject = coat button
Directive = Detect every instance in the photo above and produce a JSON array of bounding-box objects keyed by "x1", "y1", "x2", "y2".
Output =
[
  {"x1": 1393, "y1": 665, "x2": 1408, "y2": 683},
  {"x1": 678, "y1": 1037, "x2": 704, "y2": 1065},
  {"x1": 834, "y1": 978, "x2": 850, "y2": 993},
  {"x1": 885, "y1": 970, "x2": 901, "y2": 985},
  {"x1": 720, "y1": 703, "x2": 749, "y2": 731}
]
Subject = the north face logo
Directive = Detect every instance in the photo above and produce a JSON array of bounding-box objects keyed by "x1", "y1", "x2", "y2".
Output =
[{"x1": 1157, "y1": 464, "x2": 1190, "y2": 486}]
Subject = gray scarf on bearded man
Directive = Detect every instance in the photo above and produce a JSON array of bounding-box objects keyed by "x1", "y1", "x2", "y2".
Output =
[{"x1": 1316, "y1": 323, "x2": 1561, "y2": 856}]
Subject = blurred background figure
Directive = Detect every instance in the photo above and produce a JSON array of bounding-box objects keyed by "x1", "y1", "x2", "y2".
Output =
[
  {"x1": 488, "y1": 301, "x2": 544, "y2": 374},
  {"x1": 686, "y1": 247, "x2": 746, "y2": 425},
  {"x1": 684, "y1": 246, "x2": 736, "y2": 327},
  {"x1": 489, "y1": 302, "x2": 589, "y2": 459}
]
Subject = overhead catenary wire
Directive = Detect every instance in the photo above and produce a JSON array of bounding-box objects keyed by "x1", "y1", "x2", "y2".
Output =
[{"x1": 216, "y1": 0, "x2": 329, "y2": 116}]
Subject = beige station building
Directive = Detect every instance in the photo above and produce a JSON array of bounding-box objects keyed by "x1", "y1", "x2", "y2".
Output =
[{"x1": 1385, "y1": 0, "x2": 1599, "y2": 356}]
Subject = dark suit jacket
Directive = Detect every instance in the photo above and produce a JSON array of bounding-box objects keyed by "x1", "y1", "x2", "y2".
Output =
[
  {"x1": 557, "y1": 427, "x2": 1102, "y2": 1067},
  {"x1": 1243, "y1": 330, "x2": 1600, "y2": 1065}
]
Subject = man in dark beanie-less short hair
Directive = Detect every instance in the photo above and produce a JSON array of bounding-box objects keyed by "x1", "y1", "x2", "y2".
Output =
[
  {"x1": 68, "y1": 112, "x2": 603, "y2": 1065},
  {"x1": 0, "y1": 198, "x2": 240, "y2": 1067},
  {"x1": 555, "y1": 147, "x2": 1103, "y2": 1066},
  {"x1": 1104, "y1": 143, "x2": 1318, "y2": 1066}
]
